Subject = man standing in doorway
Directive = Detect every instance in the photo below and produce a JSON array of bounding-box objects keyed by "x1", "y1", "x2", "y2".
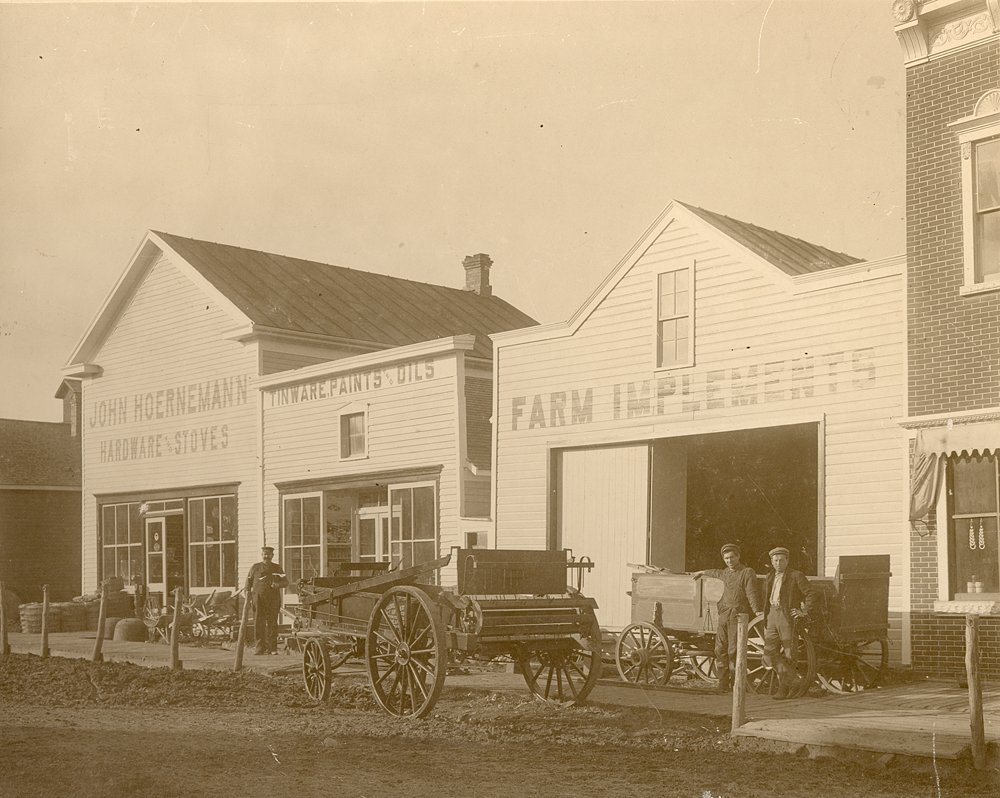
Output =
[
  {"x1": 762, "y1": 546, "x2": 817, "y2": 699},
  {"x1": 245, "y1": 546, "x2": 287, "y2": 655},
  {"x1": 693, "y1": 543, "x2": 761, "y2": 693}
]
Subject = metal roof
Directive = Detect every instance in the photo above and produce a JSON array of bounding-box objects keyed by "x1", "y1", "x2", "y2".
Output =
[
  {"x1": 679, "y1": 203, "x2": 864, "y2": 276},
  {"x1": 153, "y1": 232, "x2": 538, "y2": 360},
  {"x1": 0, "y1": 420, "x2": 81, "y2": 487}
]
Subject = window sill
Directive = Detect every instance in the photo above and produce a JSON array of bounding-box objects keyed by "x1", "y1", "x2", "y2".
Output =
[
  {"x1": 339, "y1": 453, "x2": 369, "y2": 463},
  {"x1": 934, "y1": 598, "x2": 1000, "y2": 615},
  {"x1": 959, "y1": 280, "x2": 1000, "y2": 297}
]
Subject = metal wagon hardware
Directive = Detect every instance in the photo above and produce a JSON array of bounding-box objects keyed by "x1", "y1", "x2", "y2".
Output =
[
  {"x1": 293, "y1": 548, "x2": 602, "y2": 718},
  {"x1": 614, "y1": 554, "x2": 891, "y2": 697}
]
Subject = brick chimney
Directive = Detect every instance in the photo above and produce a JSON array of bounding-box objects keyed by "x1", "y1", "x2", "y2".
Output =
[{"x1": 462, "y1": 253, "x2": 492, "y2": 297}]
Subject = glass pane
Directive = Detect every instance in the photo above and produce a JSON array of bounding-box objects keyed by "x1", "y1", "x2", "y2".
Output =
[
  {"x1": 128, "y1": 504, "x2": 141, "y2": 543},
  {"x1": 205, "y1": 499, "x2": 220, "y2": 541},
  {"x1": 381, "y1": 519, "x2": 390, "y2": 561},
  {"x1": 129, "y1": 546, "x2": 143, "y2": 585},
  {"x1": 413, "y1": 541, "x2": 436, "y2": 567},
  {"x1": 398, "y1": 542, "x2": 414, "y2": 571},
  {"x1": 206, "y1": 544, "x2": 221, "y2": 586},
  {"x1": 400, "y1": 490, "x2": 413, "y2": 540},
  {"x1": 359, "y1": 519, "x2": 376, "y2": 557},
  {"x1": 116, "y1": 505, "x2": 128, "y2": 545},
  {"x1": 658, "y1": 273, "x2": 675, "y2": 318},
  {"x1": 148, "y1": 545, "x2": 163, "y2": 583},
  {"x1": 189, "y1": 499, "x2": 204, "y2": 543},
  {"x1": 191, "y1": 545, "x2": 205, "y2": 588},
  {"x1": 302, "y1": 546, "x2": 321, "y2": 580},
  {"x1": 221, "y1": 496, "x2": 236, "y2": 541},
  {"x1": 285, "y1": 499, "x2": 302, "y2": 546},
  {"x1": 674, "y1": 288, "x2": 688, "y2": 316},
  {"x1": 101, "y1": 506, "x2": 114, "y2": 546},
  {"x1": 953, "y1": 517, "x2": 999, "y2": 594},
  {"x1": 976, "y1": 210, "x2": 1000, "y2": 281},
  {"x1": 286, "y1": 548, "x2": 302, "y2": 586},
  {"x1": 303, "y1": 496, "x2": 321, "y2": 545},
  {"x1": 413, "y1": 487, "x2": 435, "y2": 542},
  {"x1": 676, "y1": 269, "x2": 689, "y2": 293},
  {"x1": 102, "y1": 547, "x2": 115, "y2": 580},
  {"x1": 952, "y1": 455, "x2": 998, "y2": 514},
  {"x1": 222, "y1": 542, "x2": 236, "y2": 587},
  {"x1": 976, "y1": 138, "x2": 1000, "y2": 210}
]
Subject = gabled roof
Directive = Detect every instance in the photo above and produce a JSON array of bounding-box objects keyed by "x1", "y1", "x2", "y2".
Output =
[
  {"x1": 150, "y1": 232, "x2": 538, "y2": 361},
  {"x1": 0, "y1": 420, "x2": 81, "y2": 488},
  {"x1": 678, "y1": 202, "x2": 864, "y2": 276}
]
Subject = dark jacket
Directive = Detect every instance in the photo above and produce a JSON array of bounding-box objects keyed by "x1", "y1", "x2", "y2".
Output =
[
  {"x1": 763, "y1": 568, "x2": 818, "y2": 619},
  {"x1": 702, "y1": 565, "x2": 762, "y2": 616},
  {"x1": 246, "y1": 561, "x2": 287, "y2": 597}
]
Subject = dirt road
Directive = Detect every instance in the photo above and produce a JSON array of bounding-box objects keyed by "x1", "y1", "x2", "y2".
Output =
[{"x1": 0, "y1": 654, "x2": 993, "y2": 797}]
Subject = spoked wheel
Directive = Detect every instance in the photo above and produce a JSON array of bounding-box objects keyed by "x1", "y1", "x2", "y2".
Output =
[
  {"x1": 816, "y1": 638, "x2": 888, "y2": 694},
  {"x1": 519, "y1": 617, "x2": 603, "y2": 706},
  {"x1": 303, "y1": 638, "x2": 332, "y2": 701},
  {"x1": 685, "y1": 650, "x2": 717, "y2": 683},
  {"x1": 745, "y1": 614, "x2": 816, "y2": 697},
  {"x1": 365, "y1": 586, "x2": 446, "y2": 719},
  {"x1": 615, "y1": 622, "x2": 674, "y2": 686}
]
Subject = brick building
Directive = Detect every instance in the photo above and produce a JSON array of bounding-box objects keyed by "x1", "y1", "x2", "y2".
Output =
[
  {"x1": 893, "y1": 0, "x2": 1000, "y2": 676},
  {"x1": 0, "y1": 380, "x2": 83, "y2": 602}
]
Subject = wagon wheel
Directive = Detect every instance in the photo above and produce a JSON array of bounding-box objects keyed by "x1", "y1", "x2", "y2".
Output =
[
  {"x1": 686, "y1": 650, "x2": 717, "y2": 683},
  {"x1": 365, "y1": 586, "x2": 446, "y2": 719},
  {"x1": 518, "y1": 617, "x2": 602, "y2": 706},
  {"x1": 615, "y1": 622, "x2": 674, "y2": 686},
  {"x1": 303, "y1": 638, "x2": 332, "y2": 701},
  {"x1": 815, "y1": 637, "x2": 888, "y2": 694},
  {"x1": 745, "y1": 614, "x2": 816, "y2": 697}
]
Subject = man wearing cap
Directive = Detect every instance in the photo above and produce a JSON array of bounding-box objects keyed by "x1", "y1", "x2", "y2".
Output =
[
  {"x1": 245, "y1": 546, "x2": 288, "y2": 655},
  {"x1": 693, "y1": 543, "x2": 761, "y2": 693},
  {"x1": 763, "y1": 546, "x2": 817, "y2": 699}
]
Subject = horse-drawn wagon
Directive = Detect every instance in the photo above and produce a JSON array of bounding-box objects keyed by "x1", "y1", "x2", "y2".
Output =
[
  {"x1": 614, "y1": 554, "x2": 891, "y2": 697},
  {"x1": 293, "y1": 548, "x2": 602, "y2": 717}
]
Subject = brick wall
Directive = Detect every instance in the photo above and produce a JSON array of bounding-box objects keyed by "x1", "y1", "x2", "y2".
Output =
[{"x1": 906, "y1": 41, "x2": 1000, "y2": 417}]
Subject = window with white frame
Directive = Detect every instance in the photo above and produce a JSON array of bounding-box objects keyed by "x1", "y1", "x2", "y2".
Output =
[
  {"x1": 946, "y1": 452, "x2": 999, "y2": 598},
  {"x1": 340, "y1": 409, "x2": 367, "y2": 459},
  {"x1": 656, "y1": 266, "x2": 693, "y2": 369},
  {"x1": 389, "y1": 482, "x2": 437, "y2": 572},
  {"x1": 283, "y1": 493, "x2": 322, "y2": 585},
  {"x1": 952, "y1": 89, "x2": 1000, "y2": 294},
  {"x1": 100, "y1": 502, "x2": 142, "y2": 583},
  {"x1": 188, "y1": 495, "x2": 237, "y2": 589}
]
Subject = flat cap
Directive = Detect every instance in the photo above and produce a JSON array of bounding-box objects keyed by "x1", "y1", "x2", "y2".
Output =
[
  {"x1": 261, "y1": 545, "x2": 275, "y2": 553},
  {"x1": 768, "y1": 546, "x2": 790, "y2": 558},
  {"x1": 720, "y1": 543, "x2": 741, "y2": 556}
]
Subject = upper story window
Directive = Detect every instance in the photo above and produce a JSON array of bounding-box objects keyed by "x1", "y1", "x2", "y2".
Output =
[
  {"x1": 946, "y1": 452, "x2": 999, "y2": 599},
  {"x1": 952, "y1": 89, "x2": 1000, "y2": 296},
  {"x1": 656, "y1": 265, "x2": 694, "y2": 369},
  {"x1": 340, "y1": 408, "x2": 367, "y2": 459}
]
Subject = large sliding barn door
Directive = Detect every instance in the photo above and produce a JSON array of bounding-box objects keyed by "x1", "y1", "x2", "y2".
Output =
[{"x1": 559, "y1": 445, "x2": 649, "y2": 630}]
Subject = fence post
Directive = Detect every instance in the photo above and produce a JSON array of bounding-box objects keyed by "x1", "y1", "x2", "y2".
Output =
[
  {"x1": 234, "y1": 590, "x2": 252, "y2": 672},
  {"x1": 40, "y1": 584, "x2": 50, "y2": 659},
  {"x1": 170, "y1": 587, "x2": 183, "y2": 671},
  {"x1": 965, "y1": 614, "x2": 986, "y2": 770},
  {"x1": 0, "y1": 580, "x2": 10, "y2": 658},
  {"x1": 731, "y1": 612, "x2": 748, "y2": 733},
  {"x1": 91, "y1": 583, "x2": 108, "y2": 663}
]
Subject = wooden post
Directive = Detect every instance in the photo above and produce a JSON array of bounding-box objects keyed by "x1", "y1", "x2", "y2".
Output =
[
  {"x1": 965, "y1": 614, "x2": 986, "y2": 770},
  {"x1": 169, "y1": 587, "x2": 183, "y2": 671},
  {"x1": 233, "y1": 590, "x2": 252, "y2": 672},
  {"x1": 0, "y1": 580, "x2": 10, "y2": 658},
  {"x1": 40, "y1": 584, "x2": 50, "y2": 658},
  {"x1": 91, "y1": 583, "x2": 108, "y2": 663},
  {"x1": 731, "y1": 612, "x2": 748, "y2": 733}
]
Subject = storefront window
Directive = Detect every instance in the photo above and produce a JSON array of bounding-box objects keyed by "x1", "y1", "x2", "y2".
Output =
[
  {"x1": 187, "y1": 495, "x2": 237, "y2": 589},
  {"x1": 948, "y1": 453, "x2": 1000, "y2": 596},
  {"x1": 284, "y1": 493, "x2": 322, "y2": 585},
  {"x1": 389, "y1": 483, "x2": 437, "y2": 572},
  {"x1": 100, "y1": 502, "x2": 142, "y2": 583}
]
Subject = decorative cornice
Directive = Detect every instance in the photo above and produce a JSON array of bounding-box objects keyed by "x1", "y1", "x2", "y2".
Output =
[
  {"x1": 934, "y1": 599, "x2": 1000, "y2": 614},
  {"x1": 899, "y1": 407, "x2": 1000, "y2": 429},
  {"x1": 893, "y1": 0, "x2": 1000, "y2": 66}
]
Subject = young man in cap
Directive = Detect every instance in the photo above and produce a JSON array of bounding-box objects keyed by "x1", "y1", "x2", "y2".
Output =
[
  {"x1": 245, "y1": 546, "x2": 288, "y2": 655},
  {"x1": 693, "y1": 543, "x2": 761, "y2": 692},
  {"x1": 762, "y1": 546, "x2": 817, "y2": 699}
]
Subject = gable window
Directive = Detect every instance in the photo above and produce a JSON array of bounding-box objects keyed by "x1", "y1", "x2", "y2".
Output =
[
  {"x1": 656, "y1": 266, "x2": 693, "y2": 369},
  {"x1": 946, "y1": 452, "x2": 999, "y2": 598},
  {"x1": 952, "y1": 89, "x2": 1000, "y2": 295},
  {"x1": 340, "y1": 410, "x2": 367, "y2": 459}
]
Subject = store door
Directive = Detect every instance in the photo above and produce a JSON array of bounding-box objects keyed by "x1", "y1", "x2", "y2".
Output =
[
  {"x1": 145, "y1": 515, "x2": 185, "y2": 603},
  {"x1": 357, "y1": 506, "x2": 390, "y2": 563}
]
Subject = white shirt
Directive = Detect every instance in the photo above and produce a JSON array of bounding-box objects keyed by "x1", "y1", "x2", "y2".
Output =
[{"x1": 770, "y1": 572, "x2": 785, "y2": 606}]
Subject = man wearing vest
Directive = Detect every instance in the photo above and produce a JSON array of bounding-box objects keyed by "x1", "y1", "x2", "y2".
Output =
[
  {"x1": 245, "y1": 546, "x2": 288, "y2": 655},
  {"x1": 762, "y1": 546, "x2": 817, "y2": 699},
  {"x1": 693, "y1": 543, "x2": 761, "y2": 693}
]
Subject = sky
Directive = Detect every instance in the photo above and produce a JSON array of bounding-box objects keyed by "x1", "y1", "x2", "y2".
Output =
[{"x1": 0, "y1": 1, "x2": 906, "y2": 423}]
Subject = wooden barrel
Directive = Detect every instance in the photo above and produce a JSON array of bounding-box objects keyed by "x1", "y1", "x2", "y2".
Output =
[
  {"x1": 19, "y1": 603, "x2": 44, "y2": 633},
  {"x1": 54, "y1": 602, "x2": 87, "y2": 632}
]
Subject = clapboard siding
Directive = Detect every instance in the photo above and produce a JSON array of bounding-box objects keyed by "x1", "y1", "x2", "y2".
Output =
[
  {"x1": 262, "y1": 356, "x2": 462, "y2": 554},
  {"x1": 80, "y1": 255, "x2": 260, "y2": 591},
  {"x1": 494, "y1": 215, "x2": 907, "y2": 652},
  {"x1": 261, "y1": 349, "x2": 337, "y2": 375}
]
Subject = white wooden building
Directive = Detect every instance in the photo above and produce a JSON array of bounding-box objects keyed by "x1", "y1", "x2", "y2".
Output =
[
  {"x1": 490, "y1": 201, "x2": 911, "y2": 661},
  {"x1": 64, "y1": 232, "x2": 533, "y2": 604}
]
